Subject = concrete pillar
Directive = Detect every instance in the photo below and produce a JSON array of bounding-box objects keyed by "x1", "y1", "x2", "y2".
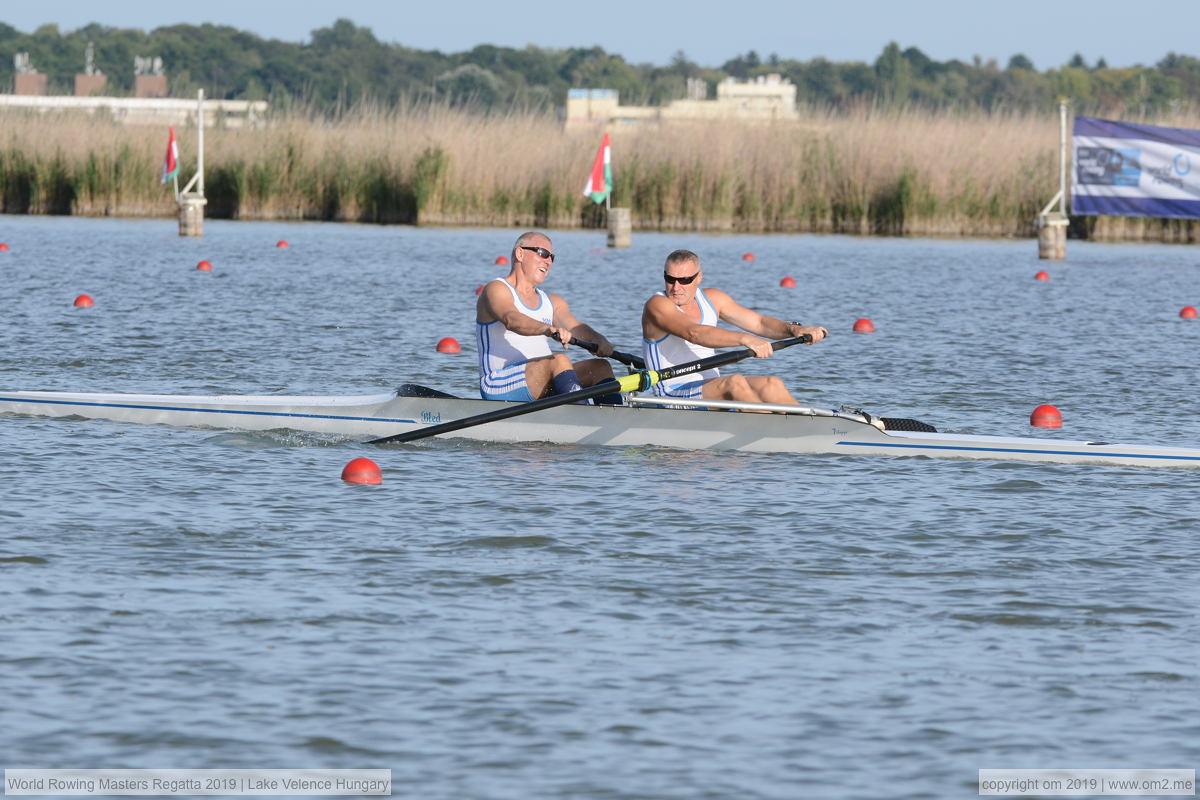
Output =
[
  {"x1": 178, "y1": 194, "x2": 206, "y2": 237},
  {"x1": 1038, "y1": 213, "x2": 1067, "y2": 260},
  {"x1": 14, "y1": 73, "x2": 48, "y2": 95},
  {"x1": 607, "y1": 207, "x2": 631, "y2": 248},
  {"x1": 136, "y1": 75, "x2": 168, "y2": 98},
  {"x1": 75, "y1": 74, "x2": 108, "y2": 96}
]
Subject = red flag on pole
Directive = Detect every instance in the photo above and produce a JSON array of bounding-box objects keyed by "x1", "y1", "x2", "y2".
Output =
[
  {"x1": 582, "y1": 132, "x2": 611, "y2": 205},
  {"x1": 161, "y1": 126, "x2": 179, "y2": 184}
]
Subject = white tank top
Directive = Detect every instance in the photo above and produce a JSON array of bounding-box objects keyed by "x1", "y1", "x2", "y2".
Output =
[
  {"x1": 642, "y1": 288, "x2": 720, "y2": 396},
  {"x1": 477, "y1": 278, "x2": 554, "y2": 391}
]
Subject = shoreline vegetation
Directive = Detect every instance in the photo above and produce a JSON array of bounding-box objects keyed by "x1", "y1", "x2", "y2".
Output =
[{"x1": 2, "y1": 104, "x2": 1198, "y2": 242}]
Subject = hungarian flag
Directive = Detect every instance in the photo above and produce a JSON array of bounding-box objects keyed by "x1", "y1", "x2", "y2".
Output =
[
  {"x1": 161, "y1": 126, "x2": 178, "y2": 184},
  {"x1": 582, "y1": 132, "x2": 611, "y2": 204}
]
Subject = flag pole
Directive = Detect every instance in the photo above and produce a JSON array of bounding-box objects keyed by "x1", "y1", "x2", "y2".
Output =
[{"x1": 606, "y1": 130, "x2": 612, "y2": 213}]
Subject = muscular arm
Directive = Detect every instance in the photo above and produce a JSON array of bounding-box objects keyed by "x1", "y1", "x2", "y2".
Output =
[
  {"x1": 551, "y1": 295, "x2": 614, "y2": 356},
  {"x1": 477, "y1": 281, "x2": 558, "y2": 337},
  {"x1": 642, "y1": 292, "x2": 766, "y2": 350},
  {"x1": 710, "y1": 289, "x2": 827, "y2": 343}
]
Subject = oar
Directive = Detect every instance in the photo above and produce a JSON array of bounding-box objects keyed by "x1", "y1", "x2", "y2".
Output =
[
  {"x1": 367, "y1": 335, "x2": 811, "y2": 446},
  {"x1": 553, "y1": 334, "x2": 646, "y2": 370}
]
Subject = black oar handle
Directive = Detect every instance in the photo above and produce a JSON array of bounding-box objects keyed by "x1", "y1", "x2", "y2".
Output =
[{"x1": 552, "y1": 333, "x2": 646, "y2": 370}]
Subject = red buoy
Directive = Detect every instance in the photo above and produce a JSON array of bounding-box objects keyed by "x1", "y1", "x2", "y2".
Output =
[
  {"x1": 341, "y1": 457, "x2": 382, "y2": 485},
  {"x1": 780, "y1": 276, "x2": 796, "y2": 288},
  {"x1": 742, "y1": 252, "x2": 755, "y2": 262},
  {"x1": 495, "y1": 255, "x2": 509, "y2": 266},
  {"x1": 436, "y1": 337, "x2": 461, "y2": 354},
  {"x1": 474, "y1": 285, "x2": 484, "y2": 296},
  {"x1": 1181, "y1": 306, "x2": 1198, "y2": 319},
  {"x1": 196, "y1": 260, "x2": 213, "y2": 272},
  {"x1": 1035, "y1": 270, "x2": 1050, "y2": 281},
  {"x1": 276, "y1": 240, "x2": 289, "y2": 249},
  {"x1": 73, "y1": 294, "x2": 94, "y2": 308},
  {"x1": 1030, "y1": 404, "x2": 1063, "y2": 428},
  {"x1": 853, "y1": 318, "x2": 875, "y2": 333},
  {"x1": 0, "y1": 243, "x2": 9, "y2": 252}
]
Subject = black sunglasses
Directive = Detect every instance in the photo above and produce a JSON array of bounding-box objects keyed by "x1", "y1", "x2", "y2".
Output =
[
  {"x1": 664, "y1": 271, "x2": 700, "y2": 285},
  {"x1": 520, "y1": 245, "x2": 555, "y2": 263}
]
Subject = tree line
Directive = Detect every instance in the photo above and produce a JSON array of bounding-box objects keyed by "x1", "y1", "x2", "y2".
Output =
[{"x1": 2, "y1": 18, "x2": 1198, "y2": 116}]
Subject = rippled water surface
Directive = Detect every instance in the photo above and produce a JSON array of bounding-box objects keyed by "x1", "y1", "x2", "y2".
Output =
[{"x1": 1, "y1": 215, "x2": 1198, "y2": 799}]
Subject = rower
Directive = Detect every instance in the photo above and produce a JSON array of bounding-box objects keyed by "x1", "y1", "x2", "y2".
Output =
[
  {"x1": 641, "y1": 249, "x2": 827, "y2": 404},
  {"x1": 477, "y1": 231, "x2": 622, "y2": 404}
]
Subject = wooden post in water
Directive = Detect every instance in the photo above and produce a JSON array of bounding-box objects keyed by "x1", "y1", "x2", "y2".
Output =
[
  {"x1": 178, "y1": 89, "x2": 207, "y2": 237},
  {"x1": 607, "y1": 208, "x2": 631, "y2": 248},
  {"x1": 1037, "y1": 99, "x2": 1070, "y2": 260}
]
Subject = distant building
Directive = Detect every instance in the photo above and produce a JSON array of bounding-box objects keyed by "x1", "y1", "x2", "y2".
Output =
[
  {"x1": 75, "y1": 42, "x2": 108, "y2": 97},
  {"x1": 12, "y1": 52, "x2": 48, "y2": 96},
  {"x1": 566, "y1": 74, "x2": 799, "y2": 129},
  {"x1": 2, "y1": 49, "x2": 267, "y2": 127}
]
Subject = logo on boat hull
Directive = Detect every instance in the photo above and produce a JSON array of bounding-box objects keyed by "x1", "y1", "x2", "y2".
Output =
[{"x1": 421, "y1": 411, "x2": 442, "y2": 424}]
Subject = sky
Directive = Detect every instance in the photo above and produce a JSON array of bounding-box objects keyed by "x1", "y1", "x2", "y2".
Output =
[{"x1": 2, "y1": 0, "x2": 1195, "y2": 71}]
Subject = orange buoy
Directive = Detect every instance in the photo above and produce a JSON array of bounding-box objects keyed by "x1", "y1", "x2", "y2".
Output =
[
  {"x1": 1035, "y1": 270, "x2": 1050, "y2": 281},
  {"x1": 495, "y1": 255, "x2": 509, "y2": 266},
  {"x1": 0, "y1": 243, "x2": 9, "y2": 251},
  {"x1": 196, "y1": 260, "x2": 213, "y2": 272},
  {"x1": 742, "y1": 252, "x2": 755, "y2": 262},
  {"x1": 852, "y1": 318, "x2": 875, "y2": 333},
  {"x1": 1030, "y1": 404, "x2": 1063, "y2": 428},
  {"x1": 341, "y1": 457, "x2": 382, "y2": 485},
  {"x1": 73, "y1": 294, "x2": 94, "y2": 308},
  {"x1": 1181, "y1": 306, "x2": 1198, "y2": 319},
  {"x1": 436, "y1": 337, "x2": 461, "y2": 354},
  {"x1": 780, "y1": 276, "x2": 796, "y2": 288},
  {"x1": 276, "y1": 240, "x2": 289, "y2": 248}
]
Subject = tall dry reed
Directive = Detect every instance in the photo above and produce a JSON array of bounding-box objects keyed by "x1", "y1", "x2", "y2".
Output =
[{"x1": 2, "y1": 103, "x2": 1198, "y2": 240}]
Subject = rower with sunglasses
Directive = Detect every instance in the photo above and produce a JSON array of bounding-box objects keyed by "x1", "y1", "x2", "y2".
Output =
[
  {"x1": 642, "y1": 249, "x2": 828, "y2": 405},
  {"x1": 477, "y1": 231, "x2": 622, "y2": 403}
]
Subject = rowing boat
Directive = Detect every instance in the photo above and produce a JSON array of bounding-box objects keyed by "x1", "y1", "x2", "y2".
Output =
[{"x1": 3, "y1": 384, "x2": 1199, "y2": 468}]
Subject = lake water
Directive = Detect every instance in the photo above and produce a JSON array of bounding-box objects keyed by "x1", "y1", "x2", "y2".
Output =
[{"x1": 1, "y1": 214, "x2": 1198, "y2": 799}]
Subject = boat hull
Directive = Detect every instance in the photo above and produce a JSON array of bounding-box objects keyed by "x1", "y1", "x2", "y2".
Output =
[{"x1": 3, "y1": 388, "x2": 1200, "y2": 468}]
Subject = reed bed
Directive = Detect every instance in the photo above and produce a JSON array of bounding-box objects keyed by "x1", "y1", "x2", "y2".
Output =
[{"x1": 2, "y1": 104, "x2": 1198, "y2": 240}]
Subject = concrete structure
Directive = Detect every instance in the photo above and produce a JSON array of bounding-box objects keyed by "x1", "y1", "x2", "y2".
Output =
[
  {"x1": 1037, "y1": 213, "x2": 1067, "y2": 259},
  {"x1": 14, "y1": 73, "x2": 48, "y2": 95},
  {"x1": 179, "y1": 194, "x2": 206, "y2": 236},
  {"x1": 76, "y1": 42, "x2": 107, "y2": 96},
  {"x1": 74, "y1": 74, "x2": 108, "y2": 96},
  {"x1": 135, "y1": 75, "x2": 168, "y2": 98},
  {"x1": 607, "y1": 207, "x2": 631, "y2": 248},
  {"x1": 0, "y1": 94, "x2": 268, "y2": 128},
  {"x1": 566, "y1": 74, "x2": 799, "y2": 129},
  {"x1": 1036, "y1": 99, "x2": 1071, "y2": 260}
]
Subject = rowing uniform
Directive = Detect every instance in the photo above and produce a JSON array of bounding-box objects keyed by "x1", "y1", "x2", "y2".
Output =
[
  {"x1": 477, "y1": 278, "x2": 554, "y2": 401},
  {"x1": 642, "y1": 288, "x2": 719, "y2": 398}
]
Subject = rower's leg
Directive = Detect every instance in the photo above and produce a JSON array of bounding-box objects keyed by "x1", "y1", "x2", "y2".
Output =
[
  {"x1": 744, "y1": 376, "x2": 799, "y2": 405},
  {"x1": 573, "y1": 358, "x2": 615, "y2": 386},
  {"x1": 524, "y1": 354, "x2": 575, "y2": 399},
  {"x1": 700, "y1": 374, "x2": 758, "y2": 403},
  {"x1": 574, "y1": 358, "x2": 621, "y2": 405}
]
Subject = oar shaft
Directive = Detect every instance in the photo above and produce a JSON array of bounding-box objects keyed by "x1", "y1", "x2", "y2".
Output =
[
  {"x1": 368, "y1": 335, "x2": 810, "y2": 446},
  {"x1": 368, "y1": 374, "x2": 641, "y2": 445},
  {"x1": 655, "y1": 335, "x2": 810, "y2": 382}
]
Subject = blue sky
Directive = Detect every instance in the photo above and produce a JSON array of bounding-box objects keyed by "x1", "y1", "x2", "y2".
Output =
[{"x1": 3, "y1": 0, "x2": 1193, "y2": 70}]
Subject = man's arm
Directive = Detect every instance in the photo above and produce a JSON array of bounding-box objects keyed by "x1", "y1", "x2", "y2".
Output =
[
  {"x1": 478, "y1": 282, "x2": 573, "y2": 343},
  {"x1": 643, "y1": 292, "x2": 773, "y2": 356},
  {"x1": 710, "y1": 289, "x2": 827, "y2": 343},
  {"x1": 550, "y1": 294, "x2": 614, "y2": 357}
]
